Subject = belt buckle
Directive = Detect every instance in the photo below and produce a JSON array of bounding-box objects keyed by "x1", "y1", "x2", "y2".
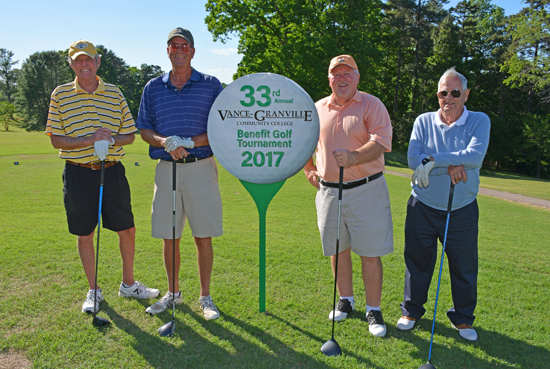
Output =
[{"x1": 90, "y1": 162, "x2": 102, "y2": 170}]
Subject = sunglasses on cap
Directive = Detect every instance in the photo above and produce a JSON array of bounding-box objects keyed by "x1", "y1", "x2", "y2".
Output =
[
  {"x1": 168, "y1": 43, "x2": 192, "y2": 52},
  {"x1": 437, "y1": 89, "x2": 464, "y2": 99}
]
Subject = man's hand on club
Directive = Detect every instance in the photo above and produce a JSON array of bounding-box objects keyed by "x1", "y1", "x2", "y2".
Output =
[
  {"x1": 412, "y1": 158, "x2": 435, "y2": 188},
  {"x1": 332, "y1": 149, "x2": 356, "y2": 168},
  {"x1": 448, "y1": 165, "x2": 468, "y2": 185},
  {"x1": 94, "y1": 140, "x2": 111, "y2": 161},
  {"x1": 164, "y1": 136, "x2": 195, "y2": 153},
  {"x1": 92, "y1": 128, "x2": 114, "y2": 161},
  {"x1": 168, "y1": 146, "x2": 190, "y2": 161}
]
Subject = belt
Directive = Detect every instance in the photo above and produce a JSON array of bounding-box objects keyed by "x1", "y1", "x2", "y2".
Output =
[
  {"x1": 320, "y1": 171, "x2": 383, "y2": 190},
  {"x1": 175, "y1": 155, "x2": 212, "y2": 164},
  {"x1": 66, "y1": 160, "x2": 118, "y2": 170}
]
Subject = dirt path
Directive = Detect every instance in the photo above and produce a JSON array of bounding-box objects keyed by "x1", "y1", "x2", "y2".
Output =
[{"x1": 386, "y1": 170, "x2": 550, "y2": 210}]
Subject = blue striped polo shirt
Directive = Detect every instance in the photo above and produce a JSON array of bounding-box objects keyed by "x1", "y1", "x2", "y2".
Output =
[{"x1": 137, "y1": 69, "x2": 223, "y2": 160}]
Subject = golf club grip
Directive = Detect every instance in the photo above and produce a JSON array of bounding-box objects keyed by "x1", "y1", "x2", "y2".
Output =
[
  {"x1": 100, "y1": 160, "x2": 105, "y2": 186},
  {"x1": 338, "y1": 167, "x2": 344, "y2": 200},
  {"x1": 447, "y1": 183, "x2": 455, "y2": 213}
]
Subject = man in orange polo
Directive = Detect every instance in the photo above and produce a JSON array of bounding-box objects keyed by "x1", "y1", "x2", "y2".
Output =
[
  {"x1": 46, "y1": 40, "x2": 158, "y2": 314},
  {"x1": 304, "y1": 55, "x2": 393, "y2": 337}
]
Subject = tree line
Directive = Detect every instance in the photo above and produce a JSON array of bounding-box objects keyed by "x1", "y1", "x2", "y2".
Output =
[
  {"x1": 0, "y1": 46, "x2": 164, "y2": 132},
  {"x1": 1, "y1": 0, "x2": 548, "y2": 178},
  {"x1": 204, "y1": 0, "x2": 549, "y2": 178}
]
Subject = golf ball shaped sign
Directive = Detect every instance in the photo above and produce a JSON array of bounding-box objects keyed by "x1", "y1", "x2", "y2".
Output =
[{"x1": 208, "y1": 73, "x2": 320, "y2": 184}]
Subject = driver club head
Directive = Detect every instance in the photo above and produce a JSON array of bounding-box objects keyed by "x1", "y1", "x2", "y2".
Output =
[
  {"x1": 92, "y1": 315, "x2": 111, "y2": 327},
  {"x1": 418, "y1": 362, "x2": 436, "y2": 369},
  {"x1": 321, "y1": 337, "x2": 342, "y2": 357},
  {"x1": 158, "y1": 320, "x2": 176, "y2": 337}
]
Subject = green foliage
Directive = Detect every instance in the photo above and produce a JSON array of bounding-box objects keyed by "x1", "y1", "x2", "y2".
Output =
[
  {"x1": 523, "y1": 113, "x2": 550, "y2": 178},
  {"x1": 502, "y1": 0, "x2": 550, "y2": 111},
  {"x1": 0, "y1": 101, "x2": 15, "y2": 130},
  {"x1": 0, "y1": 49, "x2": 19, "y2": 104},
  {"x1": 15, "y1": 51, "x2": 72, "y2": 132},
  {"x1": 205, "y1": 0, "x2": 387, "y2": 102}
]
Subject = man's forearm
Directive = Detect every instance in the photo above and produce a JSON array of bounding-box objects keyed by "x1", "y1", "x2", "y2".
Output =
[
  {"x1": 351, "y1": 141, "x2": 386, "y2": 165},
  {"x1": 50, "y1": 135, "x2": 93, "y2": 150}
]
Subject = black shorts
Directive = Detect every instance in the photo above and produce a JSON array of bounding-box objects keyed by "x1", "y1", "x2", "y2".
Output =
[{"x1": 62, "y1": 162, "x2": 134, "y2": 236}]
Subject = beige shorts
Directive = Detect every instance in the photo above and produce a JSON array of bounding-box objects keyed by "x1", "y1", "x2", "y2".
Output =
[
  {"x1": 152, "y1": 158, "x2": 223, "y2": 239},
  {"x1": 315, "y1": 175, "x2": 393, "y2": 257}
]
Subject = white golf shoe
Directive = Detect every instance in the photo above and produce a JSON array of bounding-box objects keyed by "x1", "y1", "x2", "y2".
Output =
[
  {"x1": 82, "y1": 289, "x2": 104, "y2": 313},
  {"x1": 396, "y1": 316, "x2": 417, "y2": 331},
  {"x1": 146, "y1": 291, "x2": 183, "y2": 315},
  {"x1": 453, "y1": 323, "x2": 478, "y2": 341},
  {"x1": 328, "y1": 298, "x2": 355, "y2": 321},
  {"x1": 118, "y1": 281, "x2": 160, "y2": 299},
  {"x1": 199, "y1": 295, "x2": 220, "y2": 320},
  {"x1": 366, "y1": 310, "x2": 387, "y2": 337}
]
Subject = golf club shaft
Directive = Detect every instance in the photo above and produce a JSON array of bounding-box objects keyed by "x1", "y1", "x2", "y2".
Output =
[
  {"x1": 172, "y1": 161, "x2": 176, "y2": 321},
  {"x1": 330, "y1": 166, "x2": 345, "y2": 338},
  {"x1": 427, "y1": 182, "x2": 455, "y2": 361},
  {"x1": 93, "y1": 160, "x2": 106, "y2": 317}
]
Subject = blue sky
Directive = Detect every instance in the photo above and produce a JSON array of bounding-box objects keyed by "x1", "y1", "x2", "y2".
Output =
[{"x1": 2, "y1": 0, "x2": 527, "y2": 84}]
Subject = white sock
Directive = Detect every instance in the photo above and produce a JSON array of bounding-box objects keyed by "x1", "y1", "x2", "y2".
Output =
[
  {"x1": 122, "y1": 282, "x2": 135, "y2": 288},
  {"x1": 339, "y1": 296, "x2": 354, "y2": 305},
  {"x1": 366, "y1": 305, "x2": 380, "y2": 312},
  {"x1": 174, "y1": 291, "x2": 181, "y2": 297}
]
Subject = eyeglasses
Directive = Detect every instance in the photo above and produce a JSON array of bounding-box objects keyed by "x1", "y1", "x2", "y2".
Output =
[
  {"x1": 437, "y1": 89, "x2": 463, "y2": 99},
  {"x1": 168, "y1": 43, "x2": 192, "y2": 52}
]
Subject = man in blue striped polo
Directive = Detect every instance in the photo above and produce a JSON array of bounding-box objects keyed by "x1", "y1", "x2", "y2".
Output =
[{"x1": 137, "y1": 28, "x2": 223, "y2": 320}]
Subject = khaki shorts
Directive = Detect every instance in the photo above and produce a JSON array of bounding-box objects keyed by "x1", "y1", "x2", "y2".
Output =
[
  {"x1": 152, "y1": 158, "x2": 223, "y2": 239},
  {"x1": 315, "y1": 175, "x2": 393, "y2": 257}
]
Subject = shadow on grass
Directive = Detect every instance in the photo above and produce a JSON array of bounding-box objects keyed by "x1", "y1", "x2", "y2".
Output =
[
  {"x1": 269, "y1": 313, "x2": 383, "y2": 368},
  {"x1": 395, "y1": 320, "x2": 550, "y2": 368},
  {"x1": 101, "y1": 304, "x2": 336, "y2": 369}
]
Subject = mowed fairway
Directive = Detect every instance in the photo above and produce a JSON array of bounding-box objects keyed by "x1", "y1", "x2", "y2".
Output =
[{"x1": 1, "y1": 128, "x2": 549, "y2": 368}]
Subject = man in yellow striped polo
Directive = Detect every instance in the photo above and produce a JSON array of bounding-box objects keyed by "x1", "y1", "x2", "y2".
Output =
[{"x1": 45, "y1": 40, "x2": 159, "y2": 314}]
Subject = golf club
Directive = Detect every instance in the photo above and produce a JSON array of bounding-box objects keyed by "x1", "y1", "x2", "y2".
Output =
[
  {"x1": 92, "y1": 160, "x2": 111, "y2": 327},
  {"x1": 418, "y1": 182, "x2": 455, "y2": 369},
  {"x1": 321, "y1": 166, "x2": 344, "y2": 357},
  {"x1": 158, "y1": 161, "x2": 177, "y2": 336}
]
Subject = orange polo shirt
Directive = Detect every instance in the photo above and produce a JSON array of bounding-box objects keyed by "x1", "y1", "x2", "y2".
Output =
[{"x1": 315, "y1": 90, "x2": 392, "y2": 183}]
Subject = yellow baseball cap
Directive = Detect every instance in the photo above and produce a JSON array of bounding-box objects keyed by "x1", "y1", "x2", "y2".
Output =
[
  {"x1": 68, "y1": 40, "x2": 98, "y2": 60},
  {"x1": 328, "y1": 55, "x2": 359, "y2": 73}
]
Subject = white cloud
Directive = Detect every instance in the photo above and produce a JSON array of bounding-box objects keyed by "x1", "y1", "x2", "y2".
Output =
[{"x1": 210, "y1": 48, "x2": 238, "y2": 56}]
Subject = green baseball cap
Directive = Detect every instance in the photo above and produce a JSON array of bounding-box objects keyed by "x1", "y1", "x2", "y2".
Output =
[{"x1": 167, "y1": 28, "x2": 194, "y2": 47}]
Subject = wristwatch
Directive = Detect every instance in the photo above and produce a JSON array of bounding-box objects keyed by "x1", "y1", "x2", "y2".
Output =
[{"x1": 421, "y1": 157, "x2": 431, "y2": 165}]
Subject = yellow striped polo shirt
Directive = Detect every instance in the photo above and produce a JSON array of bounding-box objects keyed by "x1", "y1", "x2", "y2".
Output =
[{"x1": 45, "y1": 76, "x2": 137, "y2": 163}]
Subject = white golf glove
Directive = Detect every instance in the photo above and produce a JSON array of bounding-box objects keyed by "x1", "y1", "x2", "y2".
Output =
[
  {"x1": 93, "y1": 140, "x2": 112, "y2": 161},
  {"x1": 412, "y1": 158, "x2": 435, "y2": 188},
  {"x1": 164, "y1": 136, "x2": 195, "y2": 152}
]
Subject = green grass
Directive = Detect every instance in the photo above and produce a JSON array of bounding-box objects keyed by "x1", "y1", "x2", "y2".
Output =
[
  {"x1": 384, "y1": 151, "x2": 550, "y2": 201},
  {"x1": 1, "y1": 129, "x2": 549, "y2": 368}
]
